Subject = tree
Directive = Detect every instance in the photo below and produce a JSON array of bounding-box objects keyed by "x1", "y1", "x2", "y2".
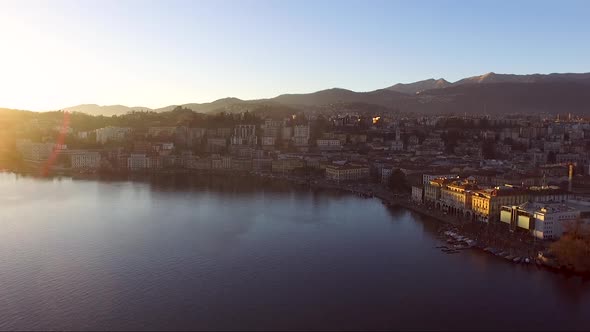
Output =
[
  {"x1": 388, "y1": 169, "x2": 410, "y2": 193},
  {"x1": 549, "y1": 221, "x2": 590, "y2": 272},
  {"x1": 311, "y1": 115, "x2": 330, "y2": 141}
]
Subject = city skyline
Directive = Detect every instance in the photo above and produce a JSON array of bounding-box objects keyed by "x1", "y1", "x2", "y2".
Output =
[{"x1": 1, "y1": 0, "x2": 590, "y2": 111}]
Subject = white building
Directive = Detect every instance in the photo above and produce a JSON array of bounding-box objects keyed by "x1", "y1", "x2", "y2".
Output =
[
  {"x1": 127, "y1": 154, "x2": 150, "y2": 170},
  {"x1": 316, "y1": 139, "x2": 341, "y2": 150},
  {"x1": 71, "y1": 152, "x2": 101, "y2": 169},
  {"x1": 501, "y1": 201, "x2": 590, "y2": 240},
  {"x1": 412, "y1": 186, "x2": 424, "y2": 203},
  {"x1": 96, "y1": 126, "x2": 131, "y2": 144}
]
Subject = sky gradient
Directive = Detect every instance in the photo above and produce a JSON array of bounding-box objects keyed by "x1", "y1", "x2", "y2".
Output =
[{"x1": 1, "y1": 0, "x2": 589, "y2": 111}]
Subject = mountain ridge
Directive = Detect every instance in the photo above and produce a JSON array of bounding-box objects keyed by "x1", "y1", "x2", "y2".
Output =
[
  {"x1": 37, "y1": 71, "x2": 590, "y2": 116},
  {"x1": 387, "y1": 78, "x2": 451, "y2": 94}
]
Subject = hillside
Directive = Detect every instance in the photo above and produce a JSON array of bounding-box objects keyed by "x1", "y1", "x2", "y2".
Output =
[
  {"x1": 416, "y1": 81, "x2": 590, "y2": 114},
  {"x1": 387, "y1": 78, "x2": 451, "y2": 94},
  {"x1": 451, "y1": 72, "x2": 590, "y2": 86},
  {"x1": 270, "y1": 88, "x2": 412, "y2": 109}
]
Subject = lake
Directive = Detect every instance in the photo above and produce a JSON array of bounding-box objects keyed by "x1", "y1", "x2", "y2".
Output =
[{"x1": 1, "y1": 172, "x2": 589, "y2": 330}]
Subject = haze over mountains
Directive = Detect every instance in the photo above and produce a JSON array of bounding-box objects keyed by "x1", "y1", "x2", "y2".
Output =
[{"x1": 56, "y1": 72, "x2": 590, "y2": 116}]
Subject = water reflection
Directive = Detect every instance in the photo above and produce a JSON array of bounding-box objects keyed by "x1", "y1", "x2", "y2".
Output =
[{"x1": 1, "y1": 172, "x2": 590, "y2": 330}]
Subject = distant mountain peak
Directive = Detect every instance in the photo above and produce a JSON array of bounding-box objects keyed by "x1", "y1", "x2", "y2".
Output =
[
  {"x1": 479, "y1": 72, "x2": 496, "y2": 81},
  {"x1": 387, "y1": 78, "x2": 451, "y2": 94},
  {"x1": 212, "y1": 97, "x2": 243, "y2": 103}
]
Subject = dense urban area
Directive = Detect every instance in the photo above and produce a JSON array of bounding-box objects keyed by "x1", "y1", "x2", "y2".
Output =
[{"x1": 1, "y1": 106, "x2": 590, "y2": 273}]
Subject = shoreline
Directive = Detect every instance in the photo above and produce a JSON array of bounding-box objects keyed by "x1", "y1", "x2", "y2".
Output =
[{"x1": 2, "y1": 167, "x2": 587, "y2": 277}]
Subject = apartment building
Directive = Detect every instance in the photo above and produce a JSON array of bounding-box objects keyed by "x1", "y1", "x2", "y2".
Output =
[{"x1": 325, "y1": 164, "x2": 369, "y2": 182}]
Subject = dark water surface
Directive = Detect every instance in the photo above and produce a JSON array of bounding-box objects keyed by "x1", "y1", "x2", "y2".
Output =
[{"x1": 1, "y1": 172, "x2": 589, "y2": 331}]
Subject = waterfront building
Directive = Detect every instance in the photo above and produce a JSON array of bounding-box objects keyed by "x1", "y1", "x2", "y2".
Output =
[
  {"x1": 472, "y1": 186, "x2": 529, "y2": 223},
  {"x1": 149, "y1": 155, "x2": 162, "y2": 170},
  {"x1": 206, "y1": 154, "x2": 230, "y2": 170},
  {"x1": 304, "y1": 155, "x2": 326, "y2": 169},
  {"x1": 71, "y1": 151, "x2": 101, "y2": 169},
  {"x1": 127, "y1": 154, "x2": 150, "y2": 170},
  {"x1": 500, "y1": 201, "x2": 590, "y2": 239},
  {"x1": 189, "y1": 157, "x2": 211, "y2": 170},
  {"x1": 133, "y1": 141, "x2": 152, "y2": 154},
  {"x1": 272, "y1": 158, "x2": 304, "y2": 174},
  {"x1": 440, "y1": 177, "x2": 478, "y2": 219},
  {"x1": 161, "y1": 155, "x2": 177, "y2": 168},
  {"x1": 424, "y1": 177, "x2": 455, "y2": 205},
  {"x1": 252, "y1": 158, "x2": 273, "y2": 172},
  {"x1": 325, "y1": 164, "x2": 370, "y2": 182},
  {"x1": 423, "y1": 173, "x2": 457, "y2": 185},
  {"x1": 16, "y1": 139, "x2": 66, "y2": 162},
  {"x1": 411, "y1": 186, "x2": 424, "y2": 203},
  {"x1": 231, "y1": 158, "x2": 253, "y2": 171}
]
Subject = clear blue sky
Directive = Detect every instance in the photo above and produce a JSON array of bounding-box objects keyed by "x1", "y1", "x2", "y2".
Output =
[{"x1": 1, "y1": 0, "x2": 589, "y2": 110}]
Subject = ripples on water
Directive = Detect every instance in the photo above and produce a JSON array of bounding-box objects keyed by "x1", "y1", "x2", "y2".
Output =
[{"x1": 1, "y1": 172, "x2": 589, "y2": 330}]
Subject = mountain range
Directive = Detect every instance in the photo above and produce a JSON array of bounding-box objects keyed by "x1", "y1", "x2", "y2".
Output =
[{"x1": 58, "y1": 72, "x2": 590, "y2": 116}]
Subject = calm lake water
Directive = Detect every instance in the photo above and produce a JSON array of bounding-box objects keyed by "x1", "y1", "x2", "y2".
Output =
[{"x1": 1, "y1": 172, "x2": 590, "y2": 331}]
